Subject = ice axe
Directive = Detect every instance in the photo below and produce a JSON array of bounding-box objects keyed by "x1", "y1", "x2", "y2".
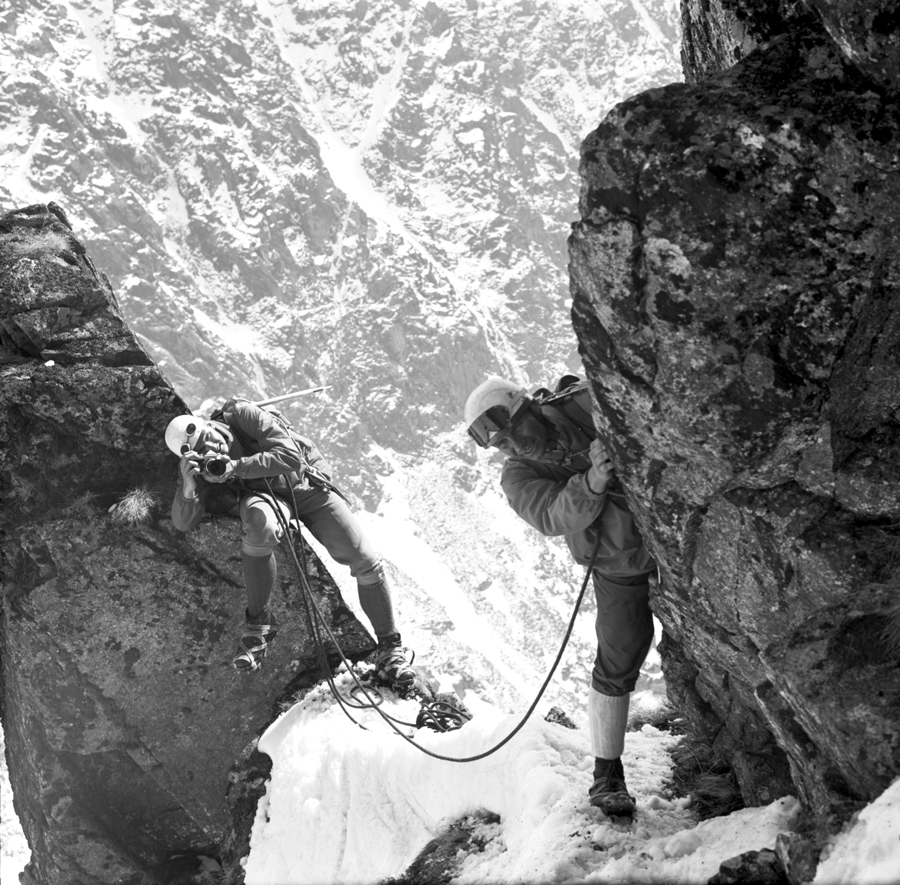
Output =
[
  {"x1": 251, "y1": 386, "x2": 329, "y2": 408},
  {"x1": 205, "y1": 386, "x2": 329, "y2": 423}
]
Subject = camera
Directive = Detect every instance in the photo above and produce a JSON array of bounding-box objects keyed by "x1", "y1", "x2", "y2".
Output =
[
  {"x1": 189, "y1": 453, "x2": 230, "y2": 477},
  {"x1": 204, "y1": 455, "x2": 230, "y2": 477}
]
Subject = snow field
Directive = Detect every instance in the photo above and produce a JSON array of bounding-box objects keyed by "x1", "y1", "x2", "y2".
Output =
[{"x1": 244, "y1": 674, "x2": 806, "y2": 884}]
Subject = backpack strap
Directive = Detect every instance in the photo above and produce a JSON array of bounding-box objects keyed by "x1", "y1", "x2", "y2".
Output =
[
  {"x1": 535, "y1": 376, "x2": 595, "y2": 438},
  {"x1": 556, "y1": 389, "x2": 595, "y2": 438}
]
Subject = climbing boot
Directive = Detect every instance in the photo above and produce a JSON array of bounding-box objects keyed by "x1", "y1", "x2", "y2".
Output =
[
  {"x1": 588, "y1": 757, "x2": 636, "y2": 817},
  {"x1": 232, "y1": 610, "x2": 278, "y2": 672},
  {"x1": 374, "y1": 633, "x2": 416, "y2": 687}
]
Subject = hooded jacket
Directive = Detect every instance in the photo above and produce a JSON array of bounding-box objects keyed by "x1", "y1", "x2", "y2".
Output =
[
  {"x1": 499, "y1": 385, "x2": 654, "y2": 578},
  {"x1": 171, "y1": 399, "x2": 332, "y2": 533}
]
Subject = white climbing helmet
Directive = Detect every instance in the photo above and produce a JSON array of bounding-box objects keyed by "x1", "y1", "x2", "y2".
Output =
[
  {"x1": 164, "y1": 415, "x2": 206, "y2": 456},
  {"x1": 464, "y1": 376, "x2": 532, "y2": 447}
]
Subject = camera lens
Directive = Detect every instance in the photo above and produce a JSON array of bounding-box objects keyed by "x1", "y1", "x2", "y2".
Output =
[{"x1": 205, "y1": 457, "x2": 228, "y2": 477}]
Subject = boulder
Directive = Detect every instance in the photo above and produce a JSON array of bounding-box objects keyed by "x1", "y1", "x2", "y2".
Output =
[
  {"x1": 707, "y1": 848, "x2": 789, "y2": 884},
  {"x1": 570, "y1": 10, "x2": 900, "y2": 839},
  {"x1": 0, "y1": 204, "x2": 375, "y2": 884},
  {"x1": 383, "y1": 809, "x2": 502, "y2": 885}
]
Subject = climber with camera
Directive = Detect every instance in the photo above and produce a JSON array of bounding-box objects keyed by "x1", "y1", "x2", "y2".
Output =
[{"x1": 164, "y1": 399, "x2": 416, "y2": 682}]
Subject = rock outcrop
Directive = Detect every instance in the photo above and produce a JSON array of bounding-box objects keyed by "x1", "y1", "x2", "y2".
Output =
[
  {"x1": 571, "y1": 0, "x2": 899, "y2": 839},
  {"x1": 681, "y1": 0, "x2": 899, "y2": 92},
  {"x1": 0, "y1": 205, "x2": 374, "y2": 884},
  {"x1": 0, "y1": 0, "x2": 686, "y2": 735}
]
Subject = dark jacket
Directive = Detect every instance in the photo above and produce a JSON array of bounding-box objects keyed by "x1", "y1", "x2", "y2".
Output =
[
  {"x1": 171, "y1": 400, "x2": 332, "y2": 532},
  {"x1": 499, "y1": 385, "x2": 655, "y2": 578}
]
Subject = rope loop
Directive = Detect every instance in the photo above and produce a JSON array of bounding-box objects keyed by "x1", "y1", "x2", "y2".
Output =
[{"x1": 249, "y1": 477, "x2": 601, "y2": 763}]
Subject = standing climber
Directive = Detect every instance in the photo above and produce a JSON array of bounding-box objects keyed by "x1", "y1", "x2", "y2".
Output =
[
  {"x1": 165, "y1": 398, "x2": 415, "y2": 684},
  {"x1": 464, "y1": 375, "x2": 656, "y2": 818}
]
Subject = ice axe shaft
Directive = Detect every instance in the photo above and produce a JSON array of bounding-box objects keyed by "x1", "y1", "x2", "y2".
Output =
[{"x1": 252, "y1": 386, "x2": 328, "y2": 407}]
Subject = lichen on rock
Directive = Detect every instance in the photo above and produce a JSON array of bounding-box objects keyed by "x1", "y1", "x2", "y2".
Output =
[
  {"x1": 571, "y1": 11, "x2": 900, "y2": 840},
  {"x1": 1, "y1": 204, "x2": 375, "y2": 884}
]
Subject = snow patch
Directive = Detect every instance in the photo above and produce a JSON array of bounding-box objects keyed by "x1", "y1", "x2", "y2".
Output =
[
  {"x1": 246, "y1": 681, "x2": 803, "y2": 885},
  {"x1": 813, "y1": 776, "x2": 900, "y2": 885}
]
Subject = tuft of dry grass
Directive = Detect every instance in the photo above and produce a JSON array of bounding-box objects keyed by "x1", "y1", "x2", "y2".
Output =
[
  {"x1": 192, "y1": 866, "x2": 243, "y2": 885},
  {"x1": 689, "y1": 770, "x2": 745, "y2": 819},
  {"x1": 666, "y1": 730, "x2": 745, "y2": 820},
  {"x1": 109, "y1": 487, "x2": 157, "y2": 526},
  {"x1": 4, "y1": 229, "x2": 74, "y2": 259}
]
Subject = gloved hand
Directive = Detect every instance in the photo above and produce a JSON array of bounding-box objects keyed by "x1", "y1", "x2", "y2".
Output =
[{"x1": 586, "y1": 437, "x2": 615, "y2": 495}]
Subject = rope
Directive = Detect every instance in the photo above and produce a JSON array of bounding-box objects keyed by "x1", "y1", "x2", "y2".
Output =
[{"x1": 255, "y1": 476, "x2": 602, "y2": 762}]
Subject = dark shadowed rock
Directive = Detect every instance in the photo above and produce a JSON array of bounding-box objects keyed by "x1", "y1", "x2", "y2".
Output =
[
  {"x1": 680, "y1": 0, "x2": 809, "y2": 83},
  {"x1": 775, "y1": 831, "x2": 820, "y2": 885},
  {"x1": 0, "y1": 205, "x2": 375, "y2": 884},
  {"x1": 570, "y1": 10, "x2": 900, "y2": 843},
  {"x1": 806, "y1": 0, "x2": 900, "y2": 92},
  {"x1": 544, "y1": 706, "x2": 578, "y2": 729},
  {"x1": 707, "y1": 848, "x2": 789, "y2": 884},
  {"x1": 383, "y1": 809, "x2": 502, "y2": 885},
  {"x1": 680, "y1": 0, "x2": 764, "y2": 83},
  {"x1": 680, "y1": 0, "x2": 899, "y2": 93}
]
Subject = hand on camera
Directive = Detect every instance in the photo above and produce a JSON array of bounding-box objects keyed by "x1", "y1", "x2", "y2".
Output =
[
  {"x1": 586, "y1": 438, "x2": 614, "y2": 495},
  {"x1": 179, "y1": 452, "x2": 202, "y2": 498}
]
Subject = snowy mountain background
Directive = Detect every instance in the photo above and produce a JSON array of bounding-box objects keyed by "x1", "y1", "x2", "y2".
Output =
[
  {"x1": 5, "y1": 3, "x2": 900, "y2": 884},
  {"x1": 2, "y1": 1, "x2": 683, "y2": 879},
  {"x1": 1, "y1": 0, "x2": 681, "y2": 719}
]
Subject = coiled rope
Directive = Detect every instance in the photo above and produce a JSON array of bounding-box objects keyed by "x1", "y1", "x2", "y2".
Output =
[{"x1": 253, "y1": 477, "x2": 601, "y2": 763}]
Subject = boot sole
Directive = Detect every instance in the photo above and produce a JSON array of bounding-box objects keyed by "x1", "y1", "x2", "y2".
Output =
[
  {"x1": 590, "y1": 800, "x2": 636, "y2": 817},
  {"x1": 589, "y1": 790, "x2": 636, "y2": 817}
]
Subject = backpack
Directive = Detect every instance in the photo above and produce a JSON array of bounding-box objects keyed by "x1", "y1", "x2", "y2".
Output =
[
  {"x1": 532, "y1": 375, "x2": 596, "y2": 439},
  {"x1": 211, "y1": 397, "x2": 348, "y2": 500},
  {"x1": 211, "y1": 398, "x2": 306, "y2": 447}
]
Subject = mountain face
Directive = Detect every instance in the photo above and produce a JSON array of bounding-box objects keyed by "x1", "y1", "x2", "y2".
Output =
[
  {"x1": 572, "y1": 0, "x2": 900, "y2": 840},
  {"x1": 0, "y1": 0, "x2": 682, "y2": 719},
  {"x1": 0, "y1": 0, "x2": 681, "y2": 428},
  {"x1": 2, "y1": 0, "x2": 898, "y2": 883},
  {"x1": 2, "y1": 4, "x2": 681, "y2": 883},
  {"x1": 0, "y1": 204, "x2": 380, "y2": 885}
]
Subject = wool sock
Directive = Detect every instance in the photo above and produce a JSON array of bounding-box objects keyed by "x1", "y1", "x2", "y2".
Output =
[
  {"x1": 357, "y1": 580, "x2": 397, "y2": 640},
  {"x1": 243, "y1": 551, "x2": 276, "y2": 622},
  {"x1": 589, "y1": 688, "x2": 630, "y2": 760}
]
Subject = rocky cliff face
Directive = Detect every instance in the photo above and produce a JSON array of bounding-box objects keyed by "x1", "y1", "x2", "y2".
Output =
[
  {"x1": 0, "y1": 205, "x2": 374, "y2": 884},
  {"x1": 12, "y1": 0, "x2": 898, "y2": 878},
  {"x1": 0, "y1": 0, "x2": 683, "y2": 745},
  {"x1": 571, "y1": 0, "x2": 899, "y2": 838}
]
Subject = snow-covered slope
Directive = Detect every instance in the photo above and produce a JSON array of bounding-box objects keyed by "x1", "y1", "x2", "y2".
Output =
[
  {"x1": 243, "y1": 674, "x2": 810, "y2": 884},
  {"x1": 1, "y1": 0, "x2": 680, "y2": 717}
]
